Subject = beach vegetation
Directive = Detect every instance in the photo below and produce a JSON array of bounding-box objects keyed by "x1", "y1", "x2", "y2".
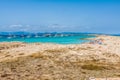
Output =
[
  {"x1": 81, "y1": 64, "x2": 106, "y2": 70},
  {"x1": 44, "y1": 48, "x2": 68, "y2": 53},
  {"x1": 29, "y1": 52, "x2": 44, "y2": 58}
]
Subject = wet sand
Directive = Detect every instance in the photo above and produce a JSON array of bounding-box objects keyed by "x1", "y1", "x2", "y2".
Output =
[{"x1": 0, "y1": 35, "x2": 120, "y2": 80}]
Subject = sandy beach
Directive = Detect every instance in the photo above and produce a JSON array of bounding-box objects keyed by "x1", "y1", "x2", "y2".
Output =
[{"x1": 0, "y1": 35, "x2": 120, "y2": 80}]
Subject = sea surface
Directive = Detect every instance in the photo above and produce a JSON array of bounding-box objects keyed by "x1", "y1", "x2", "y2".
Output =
[{"x1": 0, "y1": 33, "x2": 95, "y2": 44}]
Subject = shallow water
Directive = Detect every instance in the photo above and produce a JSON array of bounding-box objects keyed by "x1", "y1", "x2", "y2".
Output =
[{"x1": 0, "y1": 34, "x2": 95, "y2": 44}]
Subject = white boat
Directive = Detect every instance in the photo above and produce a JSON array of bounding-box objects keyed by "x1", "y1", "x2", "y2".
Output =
[
  {"x1": 27, "y1": 35, "x2": 31, "y2": 38},
  {"x1": 35, "y1": 33, "x2": 40, "y2": 38},
  {"x1": 7, "y1": 33, "x2": 12, "y2": 39}
]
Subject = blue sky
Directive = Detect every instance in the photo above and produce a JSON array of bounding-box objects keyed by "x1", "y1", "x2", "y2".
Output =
[{"x1": 0, "y1": 0, "x2": 120, "y2": 33}]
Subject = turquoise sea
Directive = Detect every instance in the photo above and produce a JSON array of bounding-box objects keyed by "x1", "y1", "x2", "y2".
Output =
[{"x1": 0, "y1": 33, "x2": 95, "y2": 44}]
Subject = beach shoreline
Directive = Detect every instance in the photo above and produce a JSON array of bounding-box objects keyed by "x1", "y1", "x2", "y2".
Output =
[{"x1": 0, "y1": 35, "x2": 120, "y2": 79}]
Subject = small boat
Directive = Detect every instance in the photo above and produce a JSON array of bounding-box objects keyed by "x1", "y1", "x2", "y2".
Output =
[
  {"x1": 35, "y1": 33, "x2": 40, "y2": 38},
  {"x1": 27, "y1": 35, "x2": 31, "y2": 38},
  {"x1": 7, "y1": 33, "x2": 12, "y2": 39}
]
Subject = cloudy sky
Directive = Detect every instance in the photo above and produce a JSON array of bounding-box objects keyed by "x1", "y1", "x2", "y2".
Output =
[{"x1": 0, "y1": 0, "x2": 120, "y2": 33}]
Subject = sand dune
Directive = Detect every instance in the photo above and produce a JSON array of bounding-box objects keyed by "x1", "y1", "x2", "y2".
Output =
[{"x1": 0, "y1": 35, "x2": 120, "y2": 80}]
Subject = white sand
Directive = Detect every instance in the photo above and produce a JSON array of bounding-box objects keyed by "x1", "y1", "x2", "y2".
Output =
[{"x1": 0, "y1": 35, "x2": 120, "y2": 80}]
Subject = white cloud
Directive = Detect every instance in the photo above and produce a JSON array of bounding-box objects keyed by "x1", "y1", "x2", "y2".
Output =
[
  {"x1": 85, "y1": 26, "x2": 91, "y2": 29},
  {"x1": 48, "y1": 24, "x2": 67, "y2": 28},
  {"x1": 9, "y1": 24, "x2": 23, "y2": 28}
]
